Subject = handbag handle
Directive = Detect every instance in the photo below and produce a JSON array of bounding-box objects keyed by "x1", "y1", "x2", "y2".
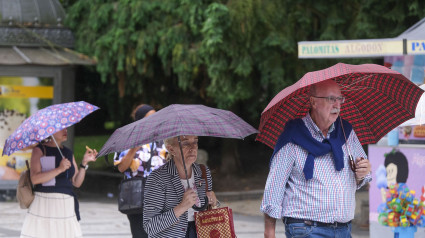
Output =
[
  {"x1": 199, "y1": 164, "x2": 212, "y2": 211},
  {"x1": 191, "y1": 164, "x2": 210, "y2": 211}
]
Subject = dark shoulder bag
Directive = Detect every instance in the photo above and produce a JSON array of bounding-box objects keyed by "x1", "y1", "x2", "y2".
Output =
[
  {"x1": 118, "y1": 176, "x2": 147, "y2": 214},
  {"x1": 117, "y1": 146, "x2": 153, "y2": 215}
]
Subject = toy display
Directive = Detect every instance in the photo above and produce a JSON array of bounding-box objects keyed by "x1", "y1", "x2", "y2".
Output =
[{"x1": 378, "y1": 183, "x2": 425, "y2": 237}]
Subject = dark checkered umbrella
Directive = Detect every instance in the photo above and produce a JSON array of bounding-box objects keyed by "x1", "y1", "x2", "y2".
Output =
[
  {"x1": 256, "y1": 63, "x2": 424, "y2": 149},
  {"x1": 98, "y1": 104, "x2": 258, "y2": 157}
]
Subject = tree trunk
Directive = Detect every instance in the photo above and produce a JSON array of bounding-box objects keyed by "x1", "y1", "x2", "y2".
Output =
[{"x1": 219, "y1": 139, "x2": 241, "y2": 175}]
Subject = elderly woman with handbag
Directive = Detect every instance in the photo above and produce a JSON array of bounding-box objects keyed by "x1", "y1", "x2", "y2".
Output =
[{"x1": 143, "y1": 135, "x2": 219, "y2": 238}]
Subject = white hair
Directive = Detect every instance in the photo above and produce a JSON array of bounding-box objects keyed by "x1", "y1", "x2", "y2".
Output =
[
  {"x1": 163, "y1": 137, "x2": 177, "y2": 147},
  {"x1": 163, "y1": 137, "x2": 177, "y2": 161}
]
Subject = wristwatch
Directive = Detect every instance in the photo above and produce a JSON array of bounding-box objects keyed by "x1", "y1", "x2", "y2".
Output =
[{"x1": 80, "y1": 163, "x2": 89, "y2": 170}]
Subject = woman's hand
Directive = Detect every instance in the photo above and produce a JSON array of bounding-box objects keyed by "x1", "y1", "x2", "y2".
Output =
[
  {"x1": 181, "y1": 188, "x2": 198, "y2": 210},
  {"x1": 82, "y1": 146, "x2": 98, "y2": 166},
  {"x1": 207, "y1": 191, "x2": 218, "y2": 208},
  {"x1": 174, "y1": 188, "x2": 198, "y2": 218},
  {"x1": 58, "y1": 158, "x2": 71, "y2": 172}
]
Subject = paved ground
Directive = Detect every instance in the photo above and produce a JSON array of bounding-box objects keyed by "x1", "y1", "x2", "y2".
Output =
[
  {"x1": 0, "y1": 191, "x2": 369, "y2": 238},
  {"x1": 0, "y1": 199, "x2": 281, "y2": 238}
]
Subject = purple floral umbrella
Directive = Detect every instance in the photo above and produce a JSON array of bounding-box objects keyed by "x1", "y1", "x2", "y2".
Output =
[{"x1": 2, "y1": 101, "x2": 99, "y2": 156}]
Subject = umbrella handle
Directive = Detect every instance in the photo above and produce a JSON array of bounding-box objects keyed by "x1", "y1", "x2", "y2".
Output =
[
  {"x1": 51, "y1": 136, "x2": 68, "y2": 178},
  {"x1": 177, "y1": 136, "x2": 191, "y2": 188},
  {"x1": 192, "y1": 196, "x2": 209, "y2": 211}
]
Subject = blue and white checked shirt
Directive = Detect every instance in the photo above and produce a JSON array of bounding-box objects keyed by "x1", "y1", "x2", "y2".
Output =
[{"x1": 261, "y1": 113, "x2": 371, "y2": 223}]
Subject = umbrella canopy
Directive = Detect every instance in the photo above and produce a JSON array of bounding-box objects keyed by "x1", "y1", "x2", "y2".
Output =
[
  {"x1": 399, "y1": 84, "x2": 425, "y2": 127},
  {"x1": 2, "y1": 101, "x2": 99, "y2": 156},
  {"x1": 256, "y1": 63, "x2": 424, "y2": 149},
  {"x1": 98, "y1": 104, "x2": 258, "y2": 157}
]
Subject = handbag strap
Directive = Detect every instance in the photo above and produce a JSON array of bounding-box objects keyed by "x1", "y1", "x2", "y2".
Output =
[
  {"x1": 25, "y1": 159, "x2": 30, "y2": 170},
  {"x1": 42, "y1": 144, "x2": 46, "y2": 156},
  {"x1": 199, "y1": 164, "x2": 212, "y2": 210},
  {"x1": 25, "y1": 160, "x2": 34, "y2": 191},
  {"x1": 144, "y1": 142, "x2": 155, "y2": 173},
  {"x1": 200, "y1": 164, "x2": 208, "y2": 192}
]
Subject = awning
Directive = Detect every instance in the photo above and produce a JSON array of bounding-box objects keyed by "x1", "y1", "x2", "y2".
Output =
[
  {"x1": 0, "y1": 46, "x2": 96, "y2": 65},
  {"x1": 298, "y1": 17, "x2": 425, "y2": 59}
]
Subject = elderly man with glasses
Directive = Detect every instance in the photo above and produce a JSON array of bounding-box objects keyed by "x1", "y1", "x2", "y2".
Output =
[{"x1": 262, "y1": 79, "x2": 372, "y2": 238}]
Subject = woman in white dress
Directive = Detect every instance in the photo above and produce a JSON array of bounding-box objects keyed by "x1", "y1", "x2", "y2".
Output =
[{"x1": 20, "y1": 128, "x2": 97, "y2": 238}]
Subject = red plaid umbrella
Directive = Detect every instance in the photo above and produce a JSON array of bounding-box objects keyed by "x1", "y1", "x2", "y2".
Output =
[{"x1": 256, "y1": 63, "x2": 424, "y2": 148}]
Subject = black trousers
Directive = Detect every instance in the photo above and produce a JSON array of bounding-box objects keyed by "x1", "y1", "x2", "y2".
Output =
[
  {"x1": 127, "y1": 213, "x2": 148, "y2": 238},
  {"x1": 186, "y1": 221, "x2": 197, "y2": 238}
]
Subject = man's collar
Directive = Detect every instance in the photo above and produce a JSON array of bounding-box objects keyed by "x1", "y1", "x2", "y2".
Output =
[{"x1": 305, "y1": 113, "x2": 335, "y2": 137}]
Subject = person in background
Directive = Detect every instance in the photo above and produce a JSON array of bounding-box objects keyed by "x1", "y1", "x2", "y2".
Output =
[
  {"x1": 0, "y1": 166, "x2": 19, "y2": 180},
  {"x1": 114, "y1": 104, "x2": 167, "y2": 238},
  {"x1": 262, "y1": 79, "x2": 372, "y2": 238},
  {"x1": 143, "y1": 135, "x2": 219, "y2": 238},
  {"x1": 20, "y1": 128, "x2": 97, "y2": 238}
]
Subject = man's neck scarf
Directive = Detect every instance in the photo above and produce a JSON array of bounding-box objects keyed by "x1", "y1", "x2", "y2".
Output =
[{"x1": 270, "y1": 117, "x2": 352, "y2": 180}]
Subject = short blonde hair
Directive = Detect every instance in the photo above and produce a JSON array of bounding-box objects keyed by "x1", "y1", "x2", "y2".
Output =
[
  {"x1": 163, "y1": 137, "x2": 176, "y2": 147},
  {"x1": 163, "y1": 137, "x2": 177, "y2": 161}
]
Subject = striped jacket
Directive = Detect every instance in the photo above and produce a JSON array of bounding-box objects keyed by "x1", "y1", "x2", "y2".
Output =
[{"x1": 143, "y1": 159, "x2": 212, "y2": 238}]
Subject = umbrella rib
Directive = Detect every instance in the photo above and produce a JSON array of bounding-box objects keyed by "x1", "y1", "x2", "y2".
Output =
[
  {"x1": 342, "y1": 99, "x2": 376, "y2": 142},
  {"x1": 341, "y1": 85, "x2": 381, "y2": 92},
  {"x1": 339, "y1": 74, "x2": 373, "y2": 90}
]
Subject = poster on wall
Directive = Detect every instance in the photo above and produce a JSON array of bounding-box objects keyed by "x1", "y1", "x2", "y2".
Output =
[
  {"x1": 399, "y1": 125, "x2": 425, "y2": 144},
  {"x1": 0, "y1": 76, "x2": 53, "y2": 180},
  {"x1": 369, "y1": 145, "x2": 425, "y2": 238},
  {"x1": 384, "y1": 55, "x2": 425, "y2": 85}
]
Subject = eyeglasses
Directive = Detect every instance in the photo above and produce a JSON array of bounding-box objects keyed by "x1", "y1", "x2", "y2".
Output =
[
  {"x1": 312, "y1": 95, "x2": 345, "y2": 104},
  {"x1": 180, "y1": 141, "x2": 198, "y2": 150}
]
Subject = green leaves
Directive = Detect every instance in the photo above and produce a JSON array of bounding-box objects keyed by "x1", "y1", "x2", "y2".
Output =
[{"x1": 65, "y1": 0, "x2": 425, "y2": 124}]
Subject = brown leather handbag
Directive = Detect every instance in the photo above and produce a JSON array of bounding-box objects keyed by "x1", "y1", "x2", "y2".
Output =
[{"x1": 16, "y1": 160, "x2": 34, "y2": 209}]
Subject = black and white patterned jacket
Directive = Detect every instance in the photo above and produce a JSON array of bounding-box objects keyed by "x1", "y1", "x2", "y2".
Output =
[{"x1": 143, "y1": 159, "x2": 213, "y2": 237}]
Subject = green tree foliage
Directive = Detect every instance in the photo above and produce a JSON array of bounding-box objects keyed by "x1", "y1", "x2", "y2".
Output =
[
  {"x1": 65, "y1": 0, "x2": 425, "y2": 173},
  {"x1": 65, "y1": 0, "x2": 293, "y2": 125},
  {"x1": 66, "y1": 0, "x2": 425, "y2": 125}
]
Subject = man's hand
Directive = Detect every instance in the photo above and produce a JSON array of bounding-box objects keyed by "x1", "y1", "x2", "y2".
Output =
[
  {"x1": 355, "y1": 157, "x2": 371, "y2": 182},
  {"x1": 264, "y1": 214, "x2": 276, "y2": 238}
]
